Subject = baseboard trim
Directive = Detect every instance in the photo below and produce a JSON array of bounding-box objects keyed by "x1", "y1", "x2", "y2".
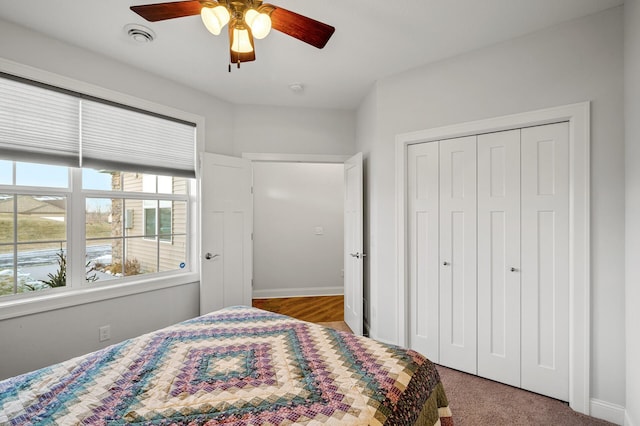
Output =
[
  {"x1": 626, "y1": 410, "x2": 636, "y2": 426},
  {"x1": 252, "y1": 287, "x2": 343, "y2": 299},
  {"x1": 590, "y1": 398, "x2": 625, "y2": 425}
]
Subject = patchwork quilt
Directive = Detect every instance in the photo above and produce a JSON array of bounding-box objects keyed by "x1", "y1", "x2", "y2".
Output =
[{"x1": 0, "y1": 306, "x2": 452, "y2": 425}]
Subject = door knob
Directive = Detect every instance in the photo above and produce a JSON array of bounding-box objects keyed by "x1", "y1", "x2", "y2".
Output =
[
  {"x1": 205, "y1": 253, "x2": 220, "y2": 260},
  {"x1": 443, "y1": 261, "x2": 450, "y2": 266},
  {"x1": 510, "y1": 267, "x2": 518, "y2": 272}
]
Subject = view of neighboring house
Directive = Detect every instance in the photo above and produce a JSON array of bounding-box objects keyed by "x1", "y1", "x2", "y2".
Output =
[{"x1": 107, "y1": 172, "x2": 188, "y2": 276}]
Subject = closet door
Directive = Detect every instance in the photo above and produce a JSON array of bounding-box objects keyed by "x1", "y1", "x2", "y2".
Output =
[
  {"x1": 439, "y1": 135, "x2": 477, "y2": 374},
  {"x1": 477, "y1": 130, "x2": 521, "y2": 387},
  {"x1": 407, "y1": 142, "x2": 440, "y2": 361},
  {"x1": 520, "y1": 122, "x2": 570, "y2": 401}
]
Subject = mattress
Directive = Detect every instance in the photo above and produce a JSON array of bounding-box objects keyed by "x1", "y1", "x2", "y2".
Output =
[{"x1": 0, "y1": 306, "x2": 452, "y2": 425}]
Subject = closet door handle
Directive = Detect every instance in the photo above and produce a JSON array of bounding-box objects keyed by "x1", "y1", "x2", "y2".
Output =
[
  {"x1": 510, "y1": 267, "x2": 518, "y2": 272},
  {"x1": 443, "y1": 261, "x2": 450, "y2": 266}
]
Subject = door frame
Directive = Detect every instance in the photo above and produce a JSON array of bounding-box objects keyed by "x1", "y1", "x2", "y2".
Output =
[{"x1": 395, "y1": 102, "x2": 590, "y2": 414}]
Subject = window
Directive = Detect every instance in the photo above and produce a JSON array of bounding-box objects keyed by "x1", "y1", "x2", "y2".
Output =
[
  {"x1": 85, "y1": 172, "x2": 189, "y2": 282},
  {"x1": 0, "y1": 162, "x2": 194, "y2": 299},
  {"x1": 0, "y1": 161, "x2": 69, "y2": 297},
  {"x1": 143, "y1": 201, "x2": 172, "y2": 242},
  {"x1": 0, "y1": 74, "x2": 197, "y2": 301},
  {"x1": 142, "y1": 175, "x2": 173, "y2": 243}
]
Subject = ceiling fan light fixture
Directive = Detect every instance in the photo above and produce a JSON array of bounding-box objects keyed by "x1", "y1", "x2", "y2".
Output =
[
  {"x1": 129, "y1": 1, "x2": 335, "y2": 69},
  {"x1": 245, "y1": 9, "x2": 272, "y2": 39},
  {"x1": 200, "y1": 4, "x2": 230, "y2": 35},
  {"x1": 230, "y1": 24, "x2": 254, "y2": 53}
]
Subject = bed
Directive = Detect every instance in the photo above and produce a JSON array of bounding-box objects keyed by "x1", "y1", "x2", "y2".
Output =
[{"x1": 0, "y1": 306, "x2": 452, "y2": 425}]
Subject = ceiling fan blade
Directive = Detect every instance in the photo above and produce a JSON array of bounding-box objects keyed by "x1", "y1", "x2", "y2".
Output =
[
  {"x1": 268, "y1": 5, "x2": 335, "y2": 49},
  {"x1": 130, "y1": 1, "x2": 202, "y2": 22}
]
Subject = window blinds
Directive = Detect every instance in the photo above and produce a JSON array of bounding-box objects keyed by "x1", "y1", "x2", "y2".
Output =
[
  {"x1": 81, "y1": 100, "x2": 195, "y2": 178},
  {"x1": 0, "y1": 77, "x2": 79, "y2": 166},
  {"x1": 0, "y1": 75, "x2": 196, "y2": 177}
]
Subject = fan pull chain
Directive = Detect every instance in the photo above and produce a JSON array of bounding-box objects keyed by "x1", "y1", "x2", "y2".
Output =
[{"x1": 227, "y1": 59, "x2": 241, "y2": 72}]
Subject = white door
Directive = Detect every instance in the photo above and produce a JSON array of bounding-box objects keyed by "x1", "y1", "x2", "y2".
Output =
[
  {"x1": 200, "y1": 152, "x2": 253, "y2": 315},
  {"x1": 439, "y1": 136, "x2": 477, "y2": 374},
  {"x1": 477, "y1": 130, "x2": 521, "y2": 387},
  {"x1": 521, "y1": 122, "x2": 570, "y2": 401},
  {"x1": 344, "y1": 153, "x2": 363, "y2": 335},
  {"x1": 407, "y1": 142, "x2": 440, "y2": 361}
]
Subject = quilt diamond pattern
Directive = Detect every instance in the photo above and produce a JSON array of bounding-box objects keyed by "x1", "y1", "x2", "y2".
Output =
[{"x1": 0, "y1": 306, "x2": 452, "y2": 425}]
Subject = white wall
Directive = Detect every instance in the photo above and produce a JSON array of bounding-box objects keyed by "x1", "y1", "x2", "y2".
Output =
[
  {"x1": 252, "y1": 162, "x2": 344, "y2": 297},
  {"x1": 357, "y1": 6, "x2": 626, "y2": 409},
  {"x1": 625, "y1": 1, "x2": 640, "y2": 424},
  {"x1": 0, "y1": 282, "x2": 199, "y2": 380},
  {"x1": 233, "y1": 104, "x2": 356, "y2": 156}
]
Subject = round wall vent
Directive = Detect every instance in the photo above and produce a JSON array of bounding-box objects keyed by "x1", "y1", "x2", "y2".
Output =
[{"x1": 125, "y1": 24, "x2": 156, "y2": 43}]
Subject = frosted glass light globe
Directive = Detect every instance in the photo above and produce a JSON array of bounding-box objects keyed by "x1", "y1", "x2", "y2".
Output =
[
  {"x1": 201, "y1": 5, "x2": 230, "y2": 35},
  {"x1": 245, "y1": 9, "x2": 272, "y2": 39}
]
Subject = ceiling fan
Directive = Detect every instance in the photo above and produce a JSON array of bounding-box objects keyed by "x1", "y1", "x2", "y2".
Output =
[{"x1": 130, "y1": 0, "x2": 335, "y2": 68}]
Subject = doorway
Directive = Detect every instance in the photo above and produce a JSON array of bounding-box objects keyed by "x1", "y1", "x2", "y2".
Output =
[
  {"x1": 242, "y1": 153, "x2": 365, "y2": 334},
  {"x1": 251, "y1": 161, "x2": 344, "y2": 298},
  {"x1": 200, "y1": 152, "x2": 363, "y2": 334}
]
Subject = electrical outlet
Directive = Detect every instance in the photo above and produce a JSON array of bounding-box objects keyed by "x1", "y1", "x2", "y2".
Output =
[{"x1": 98, "y1": 325, "x2": 111, "y2": 342}]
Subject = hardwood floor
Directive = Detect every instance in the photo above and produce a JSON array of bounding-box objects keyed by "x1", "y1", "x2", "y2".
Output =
[
  {"x1": 315, "y1": 321, "x2": 353, "y2": 333},
  {"x1": 252, "y1": 295, "x2": 344, "y2": 322}
]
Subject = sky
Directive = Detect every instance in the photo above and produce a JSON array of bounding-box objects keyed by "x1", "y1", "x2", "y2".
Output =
[
  {"x1": 0, "y1": 160, "x2": 113, "y2": 212},
  {"x1": 0, "y1": 160, "x2": 111, "y2": 189}
]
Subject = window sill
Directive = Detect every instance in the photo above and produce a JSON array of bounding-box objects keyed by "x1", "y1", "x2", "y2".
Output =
[{"x1": 0, "y1": 272, "x2": 199, "y2": 321}]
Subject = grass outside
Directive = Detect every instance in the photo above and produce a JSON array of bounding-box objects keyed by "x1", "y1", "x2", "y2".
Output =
[
  {"x1": 0, "y1": 214, "x2": 112, "y2": 296},
  {"x1": 0, "y1": 213, "x2": 111, "y2": 249}
]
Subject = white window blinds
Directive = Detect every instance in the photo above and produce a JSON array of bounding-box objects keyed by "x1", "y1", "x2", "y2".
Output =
[
  {"x1": 0, "y1": 74, "x2": 196, "y2": 177},
  {"x1": 81, "y1": 100, "x2": 195, "y2": 177},
  {"x1": 0, "y1": 77, "x2": 79, "y2": 166}
]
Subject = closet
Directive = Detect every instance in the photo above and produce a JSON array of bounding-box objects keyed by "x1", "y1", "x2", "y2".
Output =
[{"x1": 407, "y1": 122, "x2": 569, "y2": 401}]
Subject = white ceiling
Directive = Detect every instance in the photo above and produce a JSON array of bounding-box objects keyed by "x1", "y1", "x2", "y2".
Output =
[{"x1": 0, "y1": 0, "x2": 623, "y2": 109}]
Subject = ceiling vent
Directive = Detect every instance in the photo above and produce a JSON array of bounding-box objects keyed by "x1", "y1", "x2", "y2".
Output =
[
  {"x1": 289, "y1": 83, "x2": 304, "y2": 93},
  {"x1": 125, "y1": 24, "x2": 156, "y2": 43}
]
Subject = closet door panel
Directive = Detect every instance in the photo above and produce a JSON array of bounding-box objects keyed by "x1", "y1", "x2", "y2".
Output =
[
  {"x1": 477, "y1": 130, "x2": 521, "y2": 387},
  {"x1": 439, "y1": 135, "x2": 477, "y2": 374},
  {"x1": 407, "y1": 142, "x2": 440, "y2": 361},
  {"x1": 521, "y1": 122, "x2": 570, "y2": 401}
]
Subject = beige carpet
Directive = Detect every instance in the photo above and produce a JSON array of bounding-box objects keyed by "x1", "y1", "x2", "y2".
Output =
[{"x1": 436, "y1": 365, "x2": 614, "y2": 425}]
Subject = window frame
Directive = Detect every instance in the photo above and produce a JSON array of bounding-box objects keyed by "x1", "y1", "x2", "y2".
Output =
[
  {"x1": 0, "y1": 58, "x2": 204, "y2": 321},
  {"x1": 0, "y1": 168, "x2": 71, "y2": 299},
  {"x1": 0, "y1": 165, "x2": 194, "y2": 300}
]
